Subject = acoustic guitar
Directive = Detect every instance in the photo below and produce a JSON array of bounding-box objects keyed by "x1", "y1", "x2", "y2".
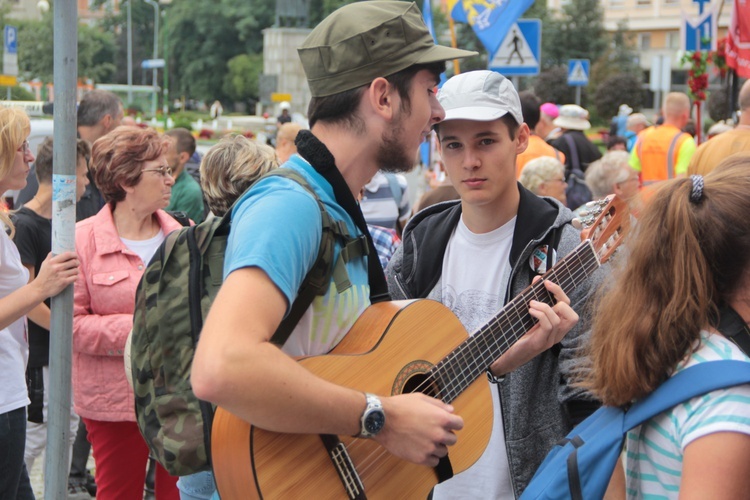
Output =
[{"x1": 211, "y1": 195, "x2": 630, "y2": 499}]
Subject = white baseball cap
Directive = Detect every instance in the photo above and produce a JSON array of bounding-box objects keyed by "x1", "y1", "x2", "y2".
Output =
[{"x1": 437, "y1": 70, "x2": 523, "y2": 125}]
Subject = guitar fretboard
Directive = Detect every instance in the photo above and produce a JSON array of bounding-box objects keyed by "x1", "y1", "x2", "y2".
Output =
[{"x1": 429, "y1": 240, "x2": 600, "y2": 403}]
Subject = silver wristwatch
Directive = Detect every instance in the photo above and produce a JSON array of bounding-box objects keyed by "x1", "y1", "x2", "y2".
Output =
[{"x1": 357, "y1": 393, "x2": 385, "y2": 438}]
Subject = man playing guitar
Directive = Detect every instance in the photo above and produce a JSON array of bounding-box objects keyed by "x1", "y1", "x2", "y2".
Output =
[{"x1": 192, "y1": 3, "x2": 580, "y2": 498}]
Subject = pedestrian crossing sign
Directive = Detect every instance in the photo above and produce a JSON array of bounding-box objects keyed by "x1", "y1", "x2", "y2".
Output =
[
  {"x1": 488, "y1": 19, "x2": 542, "y2": 77},
  {"x1": 567, "y1": 59, "x2": 590, "y2": 86}
]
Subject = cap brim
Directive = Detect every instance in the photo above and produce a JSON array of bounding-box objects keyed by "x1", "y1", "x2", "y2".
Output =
[
  {"x1": 415, "y1": 44, "x2": 478, "y2": 66},
  {"x1": 443, "y1": 106, "x2": 510, "y2": 122}
]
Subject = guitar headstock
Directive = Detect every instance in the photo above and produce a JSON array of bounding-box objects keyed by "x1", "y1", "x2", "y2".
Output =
[{"x1": 576, "y1": 195, "x2": 630, "y2": 265}]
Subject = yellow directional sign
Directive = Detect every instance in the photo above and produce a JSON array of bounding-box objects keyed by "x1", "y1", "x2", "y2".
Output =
[
  {"x1": 271, "y1": 93, "x2": 291, "y2": 103},
  {"x1": 0, "y1": 75, "x2": 18, "y2": 86}
]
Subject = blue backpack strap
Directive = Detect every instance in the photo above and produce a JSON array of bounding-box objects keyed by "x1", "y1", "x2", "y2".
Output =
[{"x1": 624, "y1": 360, "x2": 750, "y2": 430}]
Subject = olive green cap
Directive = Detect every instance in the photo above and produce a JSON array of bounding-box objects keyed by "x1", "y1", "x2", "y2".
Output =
[{"x1": 298, "y1": 1, "x2": 477, "y2": 97}]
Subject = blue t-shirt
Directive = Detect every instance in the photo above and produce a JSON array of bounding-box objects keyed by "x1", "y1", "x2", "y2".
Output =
[{"x1": 224, "y1": 155, "x2": 371, "y2": 357}]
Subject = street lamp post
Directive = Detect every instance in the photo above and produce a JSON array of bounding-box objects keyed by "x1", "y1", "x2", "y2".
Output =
[
  {"x1": 161, "y1": 0, "x2": 172, "y2": 127},
  {"x1": 144, "y1": 0, "x2": 159, "y2": 119},
  {"x1": 127, "y1": 0, "x2": 133, "y2": 105}
]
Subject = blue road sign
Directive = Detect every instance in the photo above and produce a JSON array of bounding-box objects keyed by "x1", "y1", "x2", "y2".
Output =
[
  {"x1": 684, "y1": 11, "x2": 714, "y2": 51},
  {"x1": 567, "y1": 59, "x2": 590, "y2": 86},
  {"x1": 141, "y1": 58, "x2": 165, "y2": 69},
  {"x1": 4, "y1": 26, "x2": 18, "y2": 55},
  {"x1": 488, "y1": 19, "x2": 542, "y2": 77}
]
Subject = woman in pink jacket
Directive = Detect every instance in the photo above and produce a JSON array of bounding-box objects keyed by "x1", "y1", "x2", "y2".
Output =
[{"x1": 73, "y1": 126, "x2": 183, "y2": 500}]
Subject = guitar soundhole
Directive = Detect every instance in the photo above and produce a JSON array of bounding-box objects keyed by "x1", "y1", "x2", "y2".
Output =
[{"x1": 393, "y1": 360, "x2": 440, "y2": 398}]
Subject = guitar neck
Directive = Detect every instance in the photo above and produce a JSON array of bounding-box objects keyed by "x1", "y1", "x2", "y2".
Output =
[{"x1": 431, "y1": 240, "x2": 600, "y2": 403}]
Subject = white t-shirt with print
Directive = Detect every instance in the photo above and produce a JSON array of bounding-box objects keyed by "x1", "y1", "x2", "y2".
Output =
[
  {"x1": 0, "y1": 229, "x2": 31, "y2": 414},
  {"x1": 625, "y1": 331, "x2": 750, "y2": 498},
  {"x1": 432, "y1": 215, "x2": 516, "y2": 500}
]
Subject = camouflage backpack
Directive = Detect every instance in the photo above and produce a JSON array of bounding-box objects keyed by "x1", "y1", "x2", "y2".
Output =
[{"x1": 131, "y1": 168, "x2": 368, "y2": 476}]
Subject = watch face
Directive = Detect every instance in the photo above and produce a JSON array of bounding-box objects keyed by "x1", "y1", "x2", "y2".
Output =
[{"x1": 364, "y1": 410, "x2": 385, "y2": 434}]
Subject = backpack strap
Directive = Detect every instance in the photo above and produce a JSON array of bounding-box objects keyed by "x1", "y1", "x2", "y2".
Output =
[
  {"x1": 167, "y1": 210, "x2": 191, "y2": 227},
  {"x1": 623, "y1": 360, "x2": 750, "y2": 430},
  {"x1": 666, "y1": 131, "x2": 686, "y2": 179},
  {"x1": 261, "y1": 169, "x2": 369, "y2": 346},
  {"x1": 717, "y1": 304, "x2": 750, "y2": 358},
  {"x1": 563, "y1": 133, "x2": 580, "y2": 174}
]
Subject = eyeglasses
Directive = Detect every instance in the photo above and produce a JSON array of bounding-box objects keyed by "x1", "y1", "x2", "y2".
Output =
[
  {"x1": 17, "y1": 140, "x2": 30, "y2": 154},
  {"x1": 142, "y1": 165, "x2": 173, "y2": 177}
]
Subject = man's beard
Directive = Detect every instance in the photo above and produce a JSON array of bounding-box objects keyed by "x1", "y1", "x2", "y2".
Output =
[{"x1": 376, "y1": 116, "x2": 416, "y2": 174}]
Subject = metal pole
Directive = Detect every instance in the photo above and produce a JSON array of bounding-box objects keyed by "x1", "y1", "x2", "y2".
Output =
[
  {"x1": 144, "y1": 0, "x2": 159, "y2": 118},
  {"x1": 45, "y1": 0, "x2": 77, "y2": 497},
  {"x1": 575, "y1": 86, "x2": 581, "y2": 106},
  {"x1": 162, "y1": 5, "x2": 168, "y2": 126},
  {"x1": 127, "y1": 0, "x2": 133, "y2": 104}
]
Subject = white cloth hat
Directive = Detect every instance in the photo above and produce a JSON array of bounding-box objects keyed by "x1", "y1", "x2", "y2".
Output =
[
  {"x1": 553, "y1": 104, "x2": 591, "y2": 131},
  {"x1": 618, "y1": 104, "x2": 633, "y2": 116},
  {"x1": 437, "y1": 70, "x2": 523, "y2": 125}
]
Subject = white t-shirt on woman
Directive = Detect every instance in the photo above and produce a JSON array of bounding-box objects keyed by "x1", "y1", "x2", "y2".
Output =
[
  {"x1": 0, "y1": 228, "x2": 31, "y2": 414},
  {"x1": 625, "y1": 331, "x2": 750, "y2": 497}
]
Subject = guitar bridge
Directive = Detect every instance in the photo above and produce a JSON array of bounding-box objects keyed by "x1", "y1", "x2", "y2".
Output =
[{"x1": 320, "y1": 434, "x2": 366, "y2": 500}]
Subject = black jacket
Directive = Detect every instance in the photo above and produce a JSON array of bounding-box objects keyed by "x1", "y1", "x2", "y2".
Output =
[{"x1": 386, "y1": 185, "x2": 603, "y2": 496}]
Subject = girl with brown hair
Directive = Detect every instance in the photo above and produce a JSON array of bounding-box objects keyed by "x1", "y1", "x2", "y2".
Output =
[{"x1": 586, "y1": 153, "x2": 750, "y2": 497}]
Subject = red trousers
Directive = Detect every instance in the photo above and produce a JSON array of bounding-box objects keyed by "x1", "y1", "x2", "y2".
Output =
[{"x1": 83, "y1": 418, "x2": 179, "y2": 500}]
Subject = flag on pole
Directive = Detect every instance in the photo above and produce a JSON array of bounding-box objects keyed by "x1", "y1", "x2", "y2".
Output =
[
  {"x1": 726, "y1": 0, "x2": 750, "y2": 78},
  {"x1": 450, "y1": 0, "x2": 534, "y2": 57}
]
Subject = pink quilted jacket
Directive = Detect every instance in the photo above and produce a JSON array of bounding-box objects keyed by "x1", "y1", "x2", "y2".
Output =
[{"x1": 73, "y1": 205, "x2": 184, "y2": 422}]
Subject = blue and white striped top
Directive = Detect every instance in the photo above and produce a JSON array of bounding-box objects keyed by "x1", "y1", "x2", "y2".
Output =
[{"x1": 624, "y1": 331, "x2": 750, "y2": 498}]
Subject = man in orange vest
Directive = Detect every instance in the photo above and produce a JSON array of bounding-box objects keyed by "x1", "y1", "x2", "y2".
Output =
[{"x1": 629, "y1": 92, "x2": 695, "y2": 185}]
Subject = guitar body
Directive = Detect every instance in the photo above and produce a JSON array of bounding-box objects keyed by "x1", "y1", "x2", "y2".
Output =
[{"x1": 212, "y1": 300, "x2": 494, "y2": 499}]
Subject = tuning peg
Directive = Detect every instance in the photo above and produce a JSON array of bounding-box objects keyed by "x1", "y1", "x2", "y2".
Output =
[{"x1": 571, "y1": 218, "x2": 583, "y2": 230}]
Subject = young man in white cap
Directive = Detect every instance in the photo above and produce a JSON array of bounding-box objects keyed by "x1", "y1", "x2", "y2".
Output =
[
  {"x1": 191, "y1": 1, "x2": 479, "y2": 497},
  {"x1": 386, "y1": 70, "x2": 603, "y2": 497}
]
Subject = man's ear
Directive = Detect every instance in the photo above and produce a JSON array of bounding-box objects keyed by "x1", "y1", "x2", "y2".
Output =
[
  {"x1": 366, "y1": 77, "x2": 395, "y2": 121},
  {"x1": 100, "y1": 114, "x2": 113, "y2": 133},
  {"x1": 516, "y1": 123, "x2": 531, "y2": 155},
  {"x1": 179, "y1": 151, "x2": 190, "y2": 165}
]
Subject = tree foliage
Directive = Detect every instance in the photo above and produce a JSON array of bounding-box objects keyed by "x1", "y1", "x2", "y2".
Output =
[
  {"x1": 223, "y1": 53, "x2": 263, "y2": 106},
  {"x1": 165, "y1": 0, "x2": 275, "y2": 104},
  {"x1": 531, "y1": 0, "x2": 607, "y2": 70},
  {"x1": 593, "y1": 74, "x2": 646, "y2": 119},
  {"x1": 533, "y1": 66, "x2": 578, "y2": 105},
  {"x1": 11, "y1": 8, "x2": 115, "y2": 84}
]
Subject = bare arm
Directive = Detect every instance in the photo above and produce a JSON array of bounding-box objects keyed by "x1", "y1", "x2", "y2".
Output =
[
  {"x1": 679, "y1": 432, "x2": 750, "y2": 499},
  {"x1": 192, "y1": 267, "x2": 464, "y2": 466},
  {"x1": 489, "y1": 279, "x2": 579, "y2": 376},
  {"x1": 24, "y1": 265, "x2": 51, "y2": 330},
  {"x1": 0, "y1": 252, "x2": 78, "y2": 331}
]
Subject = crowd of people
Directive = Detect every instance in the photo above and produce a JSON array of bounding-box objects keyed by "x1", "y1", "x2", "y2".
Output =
[{"x1": 1, "y1": 1, "x2": 750, "y2": 499}]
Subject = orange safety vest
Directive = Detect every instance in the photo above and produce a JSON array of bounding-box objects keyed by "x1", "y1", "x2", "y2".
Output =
[{"x1": 635, "y1": 125, "x2": 691, "y2": 185}]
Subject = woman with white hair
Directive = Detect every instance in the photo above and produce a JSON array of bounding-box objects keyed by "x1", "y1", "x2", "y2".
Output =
[
  {"x1": 518, "y1": 156, "x2": 567, "y2": 205},
  {"x1": 584, "y1": 151, "x2": 640, "y2": 213}
]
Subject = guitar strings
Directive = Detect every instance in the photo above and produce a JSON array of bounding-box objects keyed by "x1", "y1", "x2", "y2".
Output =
[{"x1": 340, "y1": 246, "x2": 601, "y2": 476}]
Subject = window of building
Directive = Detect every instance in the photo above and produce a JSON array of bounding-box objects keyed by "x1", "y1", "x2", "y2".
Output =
[
  {"x1": 610, "y1": 0, "x2": 624, "y2": 7},
  {"x1": 667, "y1": 31, "x2": 680, "y2": 49},
  {"x1": 637, "y1": 0, "x2": 651, "y2": 6},
  {"x1": 638, "y1": 33, "x2": 652, "y2": 49}
]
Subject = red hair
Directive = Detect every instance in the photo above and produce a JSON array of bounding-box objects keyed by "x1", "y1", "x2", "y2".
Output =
[{"x1": 91, "y1": 126, "x2": 169, "y2": 204}]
